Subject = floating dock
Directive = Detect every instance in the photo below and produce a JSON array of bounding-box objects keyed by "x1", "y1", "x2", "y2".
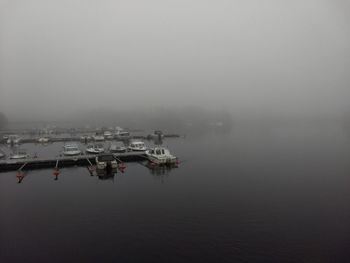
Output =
[{"x1": 0, "y1": 152, "x2": 147, "y2": 172}]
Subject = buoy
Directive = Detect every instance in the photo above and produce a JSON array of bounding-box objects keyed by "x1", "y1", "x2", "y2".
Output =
[{"x1": 118, "y1": 163, "x2": 126, "y2": 172}]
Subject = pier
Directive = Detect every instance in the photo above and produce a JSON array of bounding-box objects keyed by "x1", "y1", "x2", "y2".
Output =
[{"x1": 0, "y1": 152, "x2": 146, "y2": 172}]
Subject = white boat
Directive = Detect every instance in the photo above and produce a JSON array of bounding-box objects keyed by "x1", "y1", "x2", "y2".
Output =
[
  {"x1": 92, "y1": 133, "x2": 105, "y2": 141},
  {"x1": 10, "y1": 150, "x2": 29, "y2": 160},
  {"x1": 103, "y1": 131, "x2": 114, "y2": 140},
  {"x1": 80, "y1": 135, "x2": 92, "y2": 142},
  {"x1": 95, "y1": 154, "x2": 118, "y2": 170},
  {"x1": 0, "y1": 151, "x2": 5, "y2": 159},
  {"x1": 115, "y1": 130, "x2": 130, "y2": 139},
  {"x1": 85, "y1": 144, "x2": 105, "y2": 154},
  {"x1": 63, "y1": 144, "x2": 81, "y2": 156},
  {"x1": 128, "y1": 141, "x2": 147, "y2": 151},
  {"x1": 7, "y1": 135, "x2": 21, "y2": 145},
  {"x1": 146, "y1": 147, "x2": 177, "y2": 165},
  {"x1": 109, "y1": 142, "x2": 127, "y2": 153},
  {"x1": 37, "y1": 137, "x2": 49, "y2": 143},
  {"x1": 151, "y1": 130, "x2": 164, "y2": 138}
]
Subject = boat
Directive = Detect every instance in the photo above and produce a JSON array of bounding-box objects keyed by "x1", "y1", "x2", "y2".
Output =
[
  {"x1": 7, "y1": 135, "x2": 21, "y2": 145},
  {"x1": 115, "y1": 129, "x2": 130, "y2": 139},
  {"x1": 147, "y1": 130, "x2": 164, "y2": 140},
  {"x1": 10, "y1": 150, "x2": 29, "y2": 159},
  {"x1": 95, "y1": 153, "x2": 118, "y2": 170},
  {"x1": 62, "y1": 144, "x2": 81, "y2": 156},
  {"x1": 128, "y1": 141, "x2": 147, "y2": 151},
  {"x1": 103, "y1": 131, "x2": 114, "y2": 140},
  {"x1": 109, "y1": 142, "x2": 127, "y2": 153},
  {"x1": 146, "y1": 147, "x2": 177, "y2": 165},
  {"x1": 85, "y1": 144, "x2": 105, "y2": 154},
  {"x1": 153, "y1": 130, "x2": 164, "y2": 138},
  {"x1": 0, "y1": 151, "x2": 5, "y2": 159},
  {"x1": 37, "y1": 137, "x2": 49, "y2": 143},
  {"x1": 80, "y1": 135, "x2": 92, "y2": 142},
  {"x1": 92, "y1": 132, "x2": 105, "y2": 141}
]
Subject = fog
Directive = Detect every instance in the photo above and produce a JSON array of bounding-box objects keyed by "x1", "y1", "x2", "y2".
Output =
[{"x1": 0, "y1": 0, "x2": 349, "y2": 121}]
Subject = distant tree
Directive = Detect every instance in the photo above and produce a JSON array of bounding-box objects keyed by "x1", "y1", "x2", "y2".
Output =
[{"x1": 0, "y1": 112, "x2": 8, "y2": 130}]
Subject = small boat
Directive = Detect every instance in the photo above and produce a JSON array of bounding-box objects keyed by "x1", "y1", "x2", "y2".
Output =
[
  {"x1": 153, "y1": 130, "x2": 164, "y2": 138},
  {"x1": 80, "y1": 135, "x2": 92, "y2": 142},
  {"x1": 0, "y1": 151, "x2": 5, "y2": 159},
  {"x1": 63, "y1": 144, "x2": 81, "y2": 156},
  {"x1": 109, "y1": 142, "x2": 127, "y2": 153},
  {"x1": 128, "y1": 141, "x2": 147, "y2": 151},
  {"x1": 10, "y1": 150, "x2": 29, "y2": 160},
  {"x1": 147, "y1": 130, "x2": 164, "y2": 140},
  {"x1": 146, "y1": 147, "x2": 177, "y2": 165},
  {"x1": 37, "y1": 137, "x2": 49, "y2": 143},
  {"x1": 7, "y1": 135, "x2": 21, "y2": 145},
  {"x1": 103, "y1": 131, "x2": 114, "y2": 140},
  {"x1": 95, "y1": 153, "x2": 118, "y2": 170},
  {"x1": 86, "y1": 144, "x2": 105, "y2": 154},
  {"x1": 115, "y1": 129, "x2": 130, "y2": 139},
  {"x1": 92, "y1": 133, "x2": 105, "y2": 141}
]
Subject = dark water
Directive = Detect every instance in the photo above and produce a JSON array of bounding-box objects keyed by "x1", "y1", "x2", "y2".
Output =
[{"x1": 1, "y1": 123, "x2": 350, "y2": 262}]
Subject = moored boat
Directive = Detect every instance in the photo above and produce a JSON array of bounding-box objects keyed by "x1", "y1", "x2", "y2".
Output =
[
  {"x1": 7, "y1": 135, "x2": 21, "y2": 145},
  {"x1": 146, "y1": 147, "x2": 177, "y2": 165},
  {"x1": 63, "y1": 144, "x2": 81, "y2": 156},
  {"x1": 86, "y1": 144, "x2": 105, "y2": 154},
  {"x1": 92, "y1": 133, "x2": 105, "y2": 141},
  {"x1": 38, "y1": 137, "x2": 49, "y2": 143},
  {"x1": 128, "y1": 141, "x2": 147, "y2": 151},
  {"x1": 109, "y1": 142, "x2": 127, "y2": 153},
  {"x1": 103, "y1": 131, "x2": 114, "y2": 140},
  {"x1": 10, "y1": 149, "x2": 29, "y2": 160},
  {"x1": 95, "y1": 153, "x2": 118, "y2": 170},
  {"x1": 115, "y1": 129, "x2": 130, "y2": 139},
  {"x1": 80, "y1": 135, "x2": 92, "y2": 142}
]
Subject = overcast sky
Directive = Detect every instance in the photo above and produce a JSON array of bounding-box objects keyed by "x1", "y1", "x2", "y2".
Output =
[{"x1": 0, "y1": 0, "x2": 349, "y2": 119}]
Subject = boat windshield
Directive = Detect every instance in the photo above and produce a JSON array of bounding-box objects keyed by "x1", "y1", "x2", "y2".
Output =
[
  {"x1": 132, "y1": 142, "x2": 144, "y2": 147},
  {"x1": 65, "y1": 146, "x2": 78, "y2": 150}
]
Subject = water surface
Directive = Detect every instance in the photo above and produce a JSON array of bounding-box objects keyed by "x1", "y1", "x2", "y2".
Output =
[{"x1": 1, "y1": 123, "x2": 350, "y2": 262}]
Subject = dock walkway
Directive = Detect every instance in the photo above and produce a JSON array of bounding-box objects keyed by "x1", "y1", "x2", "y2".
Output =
[{"x1": 0, "y1": 152, "x2": 146, "y2": 172}]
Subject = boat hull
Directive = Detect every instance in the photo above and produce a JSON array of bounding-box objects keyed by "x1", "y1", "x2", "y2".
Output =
[{"x1": 63, "y1": 151, "x2": 81, "y2": 156}]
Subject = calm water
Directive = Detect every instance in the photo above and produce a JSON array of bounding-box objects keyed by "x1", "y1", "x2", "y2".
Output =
[{"x1": 1, "y1": 123, "x2": 350, "y2": 262}]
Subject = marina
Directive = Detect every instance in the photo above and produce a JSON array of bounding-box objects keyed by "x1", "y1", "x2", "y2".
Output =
[{"x1": 0, "y1": 128, "x2": 181, "y2": 179}]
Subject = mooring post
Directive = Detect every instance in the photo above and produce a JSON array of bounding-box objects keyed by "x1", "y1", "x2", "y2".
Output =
[
  {"x1": 16, "y1": 162, "x2": 27, "y2": 183},
  {"x1": 53, "y1": 159, "x2": 60, "y2": 180},
  {"x1": 86, "y1": 156, "x2": 95, "y2": 176},
  {"x1": 114, "y1": 156, "x2": 126, "y2": 172}
]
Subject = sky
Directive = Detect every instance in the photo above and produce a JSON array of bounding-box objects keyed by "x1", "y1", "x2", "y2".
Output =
[{"x1": 0, "y1": 0, "x2": 349, "y2": 120}]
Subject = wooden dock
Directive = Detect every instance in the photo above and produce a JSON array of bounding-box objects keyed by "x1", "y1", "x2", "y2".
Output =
[{"x1": 0, "y1": 152, "x2": 147, "y2": 172}]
